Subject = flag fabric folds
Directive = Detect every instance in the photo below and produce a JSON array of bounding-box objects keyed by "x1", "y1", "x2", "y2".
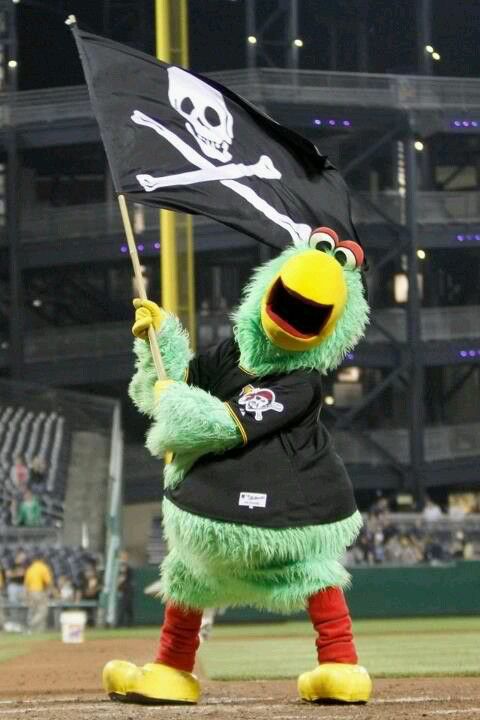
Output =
[{"x1": 70, "y1": 23, "x2": 361, "y2": 250}]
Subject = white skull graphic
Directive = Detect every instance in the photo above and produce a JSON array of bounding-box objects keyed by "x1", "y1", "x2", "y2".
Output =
[{"x1": 168, "y1": 66, "x2": 233, "y2": 163}]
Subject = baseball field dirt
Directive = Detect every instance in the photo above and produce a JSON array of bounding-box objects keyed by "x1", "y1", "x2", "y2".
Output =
[{"x1": 1, "y1": 634, "x2": 479, "y2": 720}]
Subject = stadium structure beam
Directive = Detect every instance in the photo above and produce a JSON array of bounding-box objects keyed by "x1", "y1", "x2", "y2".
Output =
[
  {"x1": 405, "y1": 133, "x2": 426, "y2": 508},
  {"x1": 5, "y1": 2, "x2": 24, "y2": 379},
  {"x1": 442, "y1": 365, "x2": 478, "y2": 405},
  {"x1": 243, "y1": 0, "x2": 299, "y2": 70},
  {"x1": 334, "y1": 365, "x2": 408, "y2": 432},
  {"x1": 343, "y1": 124, "x2": 404, "y2": 179},
  {"x1": 416, "y1": 0, "x2": 433, "y2": 76}
]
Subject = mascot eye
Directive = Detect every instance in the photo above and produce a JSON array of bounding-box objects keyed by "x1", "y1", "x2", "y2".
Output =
[
  {"x1": 334, "y1": 247, "x2": 358, "y2": 269},
  {"x1": 308, "y1": 227, "x2": 338, "y2": 253}
]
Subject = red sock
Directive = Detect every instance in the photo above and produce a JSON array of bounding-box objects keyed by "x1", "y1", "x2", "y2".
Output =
[
  {"x1": 155, "y1": 603, "x2": 203, "y2": 672},
  {"x1": 308, "y1": 587, "x2": 358, "y2": 664}
]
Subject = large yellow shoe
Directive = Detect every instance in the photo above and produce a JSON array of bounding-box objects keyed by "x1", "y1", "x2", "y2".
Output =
[
  {"x1": 298, "y1": 663, "x2": 372, "y2": 704},
  {"x1": 102, "y1": 660, "x2": 201, "y2": 705}
]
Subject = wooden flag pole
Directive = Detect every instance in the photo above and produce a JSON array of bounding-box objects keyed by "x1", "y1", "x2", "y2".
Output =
[{"x1": 118, "y1": 194, "x2": 166, "y2": 380}]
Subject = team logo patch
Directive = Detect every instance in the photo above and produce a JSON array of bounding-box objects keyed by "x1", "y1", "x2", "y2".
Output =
[{"x1": 238, "y1": 385, "x2": 284, "y2": 421}]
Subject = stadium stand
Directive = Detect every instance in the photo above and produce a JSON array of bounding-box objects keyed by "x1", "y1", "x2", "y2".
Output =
[
  {"x1": 0, "y1": 379, "x2": 123, "y2": 630},
  {"x1": 0, "y1": 402, "x2": 68, "y2": 527}
]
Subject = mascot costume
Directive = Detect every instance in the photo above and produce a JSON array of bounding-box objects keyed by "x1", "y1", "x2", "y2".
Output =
[
  {"x1": 103, "y1": 224, "x2": 371, "y2": 705},
  {"x1": 68, "y1": 21, "x2": 372, "y2": 707}
]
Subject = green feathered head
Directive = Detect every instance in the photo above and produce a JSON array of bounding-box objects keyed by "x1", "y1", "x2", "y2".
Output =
[{"x1": 232, "y1": 226, "x2": 369, "y2": 376}]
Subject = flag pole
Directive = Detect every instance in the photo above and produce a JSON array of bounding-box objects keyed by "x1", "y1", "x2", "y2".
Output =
[
  {"x1": 118, "y1": 194, "x2": 166, "y2": 380},
  {"x1": 65, "y1": 18, "x2": 166, "y2": 380}
]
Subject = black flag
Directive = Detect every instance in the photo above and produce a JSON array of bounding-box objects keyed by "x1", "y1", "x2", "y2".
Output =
[{"x1": 70, "y1": 23, "x2": 361, "y2": 251}]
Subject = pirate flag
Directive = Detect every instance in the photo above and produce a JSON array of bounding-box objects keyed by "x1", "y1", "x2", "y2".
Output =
[{"x1": 70, "y1": 21, "x2": 361, "y2": 251}]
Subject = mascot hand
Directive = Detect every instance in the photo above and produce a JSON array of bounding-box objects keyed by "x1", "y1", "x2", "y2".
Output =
[
  {"x1": 132, "y1": 298, "x2": 166, "y2": 339},
  {"x1": 154, "y1": 379, "x2": 175, "y2": 400}
]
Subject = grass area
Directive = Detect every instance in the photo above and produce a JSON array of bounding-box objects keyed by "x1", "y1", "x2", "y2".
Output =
[
  {"x1": 0, "y1": 633, "x2": 42, "y2": 663},
  {"x1": 2, "y1": 617, "x2": 479, "y2": 680},
  {"x1": 198, "y1": 617, "x2": 480, "y2": 680}
]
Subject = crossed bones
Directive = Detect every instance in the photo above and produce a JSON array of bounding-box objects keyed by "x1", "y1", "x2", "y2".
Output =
[{"x1": 131, "y1": 110, "x2": 311, "y2": 245}]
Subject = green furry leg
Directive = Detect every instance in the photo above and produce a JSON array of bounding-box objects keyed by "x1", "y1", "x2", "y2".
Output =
[{"x1": 160, "y1": 499, "x2": 362, "y2": 613}]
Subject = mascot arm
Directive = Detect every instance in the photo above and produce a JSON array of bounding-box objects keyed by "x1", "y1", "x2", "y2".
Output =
[
  {"x1": 145, "y1": 382, "x2": 242, "y2": 457},
  {"x1": 129, "y1": 301, "x2": 193, "y2": 418},
  {"x1": 224, "y1": 377, "x2": 316, "y2": 445}
]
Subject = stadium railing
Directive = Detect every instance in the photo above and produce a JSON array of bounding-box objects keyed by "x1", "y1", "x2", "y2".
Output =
[
  {"x1": 1, "y1": 70, "x2": 480, "y2": 126},
  {"x1": 98, "y1": 400, "x2": 123, "y2": 627},
  {"x1": 0, "y1": 190, "x2": 477, "y2": 248}
]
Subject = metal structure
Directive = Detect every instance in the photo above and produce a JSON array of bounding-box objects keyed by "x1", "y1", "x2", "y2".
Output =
[
  {"x1": 1, "y1": 2, "x2": 479, "y2": 504},
  {"x1": 155, "y1": 0, "x2": 196, "y2": 344}
]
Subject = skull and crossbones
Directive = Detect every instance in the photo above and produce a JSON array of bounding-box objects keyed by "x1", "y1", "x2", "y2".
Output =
[
  {"x1": 131, "y1": 67, "x2": 311, "y2": 245},
  {"x1": 238, "y1": 387, "x2": 284, "y2": 421}
]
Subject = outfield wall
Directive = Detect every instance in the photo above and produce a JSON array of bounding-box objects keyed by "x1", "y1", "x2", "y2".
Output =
[{"x1": 132, "y1": 561, "x2": 480, "y2": 624}]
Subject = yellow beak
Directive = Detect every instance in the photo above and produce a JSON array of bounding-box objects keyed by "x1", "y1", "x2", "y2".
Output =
[{"x1": 261, "y1": 249, "x2": 347, "y2": 351}]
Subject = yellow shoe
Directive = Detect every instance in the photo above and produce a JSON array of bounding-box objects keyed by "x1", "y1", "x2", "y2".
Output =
[
  {"x1": 298, "y1": 663, "x2": 372, "y2": 704},
  {"x1": 102, "y1": 660, "x2": 201, "y2": 705}
]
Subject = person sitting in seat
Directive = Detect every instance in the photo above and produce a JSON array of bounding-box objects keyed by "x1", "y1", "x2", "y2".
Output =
[{"x1": 15, "y1": 490, "x2": 43, "y2": 527}]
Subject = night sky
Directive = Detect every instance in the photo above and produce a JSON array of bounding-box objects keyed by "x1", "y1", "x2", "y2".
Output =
[{"x1": 15, "y1": 0, "x2": 480, "y2": 91}]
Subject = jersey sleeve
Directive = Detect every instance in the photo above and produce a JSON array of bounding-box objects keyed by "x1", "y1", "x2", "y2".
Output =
[{"x1": 224, "y1": 375, "x2": 316, "y2": 445}]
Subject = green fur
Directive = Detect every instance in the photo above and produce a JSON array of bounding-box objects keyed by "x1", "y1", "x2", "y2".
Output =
[
  {"x1": 146, "y1": 383, "x2": 241, "y2": 457},
  {"x1": 129, "y1": 313, "x2": 193, "y2": 417},
  {"x1": 160, "y1": 498, "x2": 362, "y2": 612},
  {"x1": 131, "y1": 244, "x2": 370, "y2": 613},
  {"x1": 232, "y1": 245, "x2": 370, "y2": 376}
]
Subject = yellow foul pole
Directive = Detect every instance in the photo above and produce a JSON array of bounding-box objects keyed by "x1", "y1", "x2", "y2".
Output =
[{"x1": 155, "y1": 0, "x2": 196, "y2": 348}]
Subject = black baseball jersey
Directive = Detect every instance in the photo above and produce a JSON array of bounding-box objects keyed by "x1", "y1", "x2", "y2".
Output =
[{"x1": 164, "y1": 338, "x2": 357, "y2": 529}]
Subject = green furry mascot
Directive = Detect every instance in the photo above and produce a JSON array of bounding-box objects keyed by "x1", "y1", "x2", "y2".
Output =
[{"x1": 104, "y1": 226, "x2": 372, "y2": 705}]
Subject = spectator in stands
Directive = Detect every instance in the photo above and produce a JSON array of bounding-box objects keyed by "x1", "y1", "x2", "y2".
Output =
[
  {"x1": 5, "y1": 551, "x2": 27, "y2": 628},
  {"x1": 10, "y1": 455, "x2": 29, "y2": 493},
  {"x1": 372, "y1": 529, "x2": 385, "y2": 564},
  {"x1": 15, "y1": 490, "x2": 43, "y2": 527},
  {"x1": 369, "y1": 494, "x2": 390, "y2": 519},
  {"x1": 424, "y1": 535, "x2": 448, "y2": 564},
  {"x1": 56, "y1": 575, "x2": 77, "y2": 603},
  {"x1": 448, "y1": 496, "x2": 468, "y2": 520},
  {"x1": 397, "y1": 535, "x2": 422, "y2": 565},
  {"x1": 450, "y1": 530, "x2": 475, "y2": 560},
  {"x1": 24, "y1": 552, "x2": 54, "y2": 632},
  {"x1": 356, "y1": 527, "x2": 375, "y2": 564},
  {"x1": 29, "y1": 457, "x2": 47, "y2": 494},
  {"x1": 422, "y1": 496, "x2": 443, "y2": 521},
  {"x1": 116, "y1": 551, "x2": 134, "y2": 627},
  {"x1": 82, "y1": 565, "x2": 101, "y2": 626}
]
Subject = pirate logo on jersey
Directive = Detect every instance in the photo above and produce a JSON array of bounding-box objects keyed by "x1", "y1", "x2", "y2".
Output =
[{"x1": 238, "y1": 385, "x2": 284, "y2": 421}]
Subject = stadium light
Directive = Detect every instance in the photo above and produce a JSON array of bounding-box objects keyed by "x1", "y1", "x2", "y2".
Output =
[
  {"x1": 417, "y1": 249, "x2": 426, "y2": 260},
  {"x1": 313, "y1": 118, "x2": 352, "y2": 127},
  {"x1": 459, "y1": 348, "x2": 480, "y2": 358},
  {"x1": 414, "y1": 140, "x2": 424, "y2": 151},
  {"x1": 451, "y1": 119, "x2": 479, "y2": 129},
  {"x1": 247, "y1": 35, "x2": 257, "y2": 45},
  {"x1": 293, "y1": 38, "x2": 303, "y2": 48}
]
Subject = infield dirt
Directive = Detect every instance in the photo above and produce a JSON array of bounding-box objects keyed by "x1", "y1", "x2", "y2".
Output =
[{"x1": 1, "y1": 636, "x2": 479, "y2": 720}]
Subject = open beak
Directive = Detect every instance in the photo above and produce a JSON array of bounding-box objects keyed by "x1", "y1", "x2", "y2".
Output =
[{"x1": 261, "y1": 249, "x2": 347, "y2": 351}]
